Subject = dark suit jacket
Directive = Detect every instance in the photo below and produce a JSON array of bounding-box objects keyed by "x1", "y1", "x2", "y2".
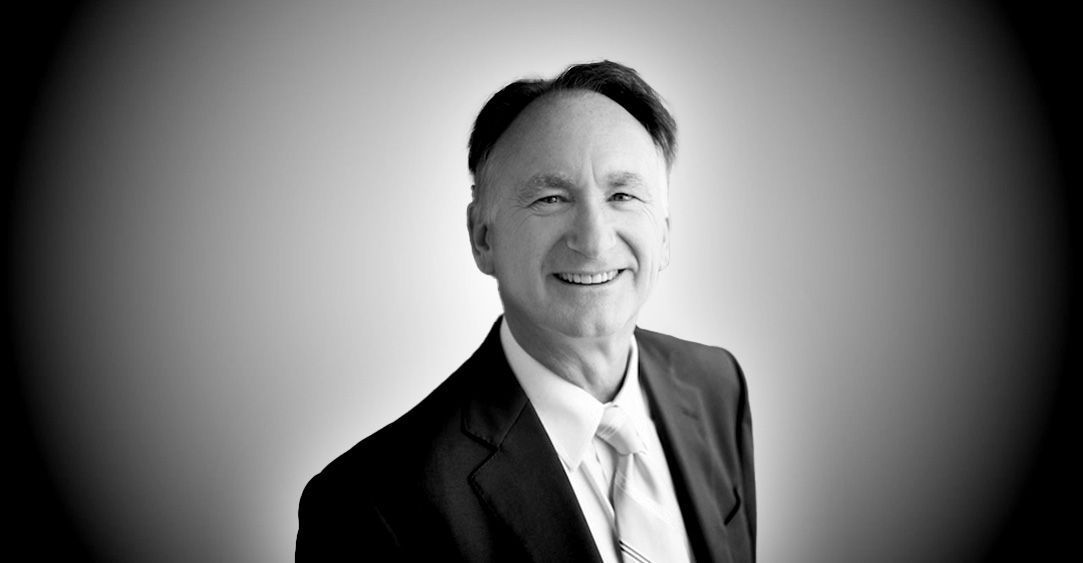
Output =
[{"x1": 297, "y1": 319, "x2": 756, "y2": 562}]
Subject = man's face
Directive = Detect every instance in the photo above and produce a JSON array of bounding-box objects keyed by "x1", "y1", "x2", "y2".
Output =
[{"x1": 470, "y1": 91, "x2": 670, "y2": 341}]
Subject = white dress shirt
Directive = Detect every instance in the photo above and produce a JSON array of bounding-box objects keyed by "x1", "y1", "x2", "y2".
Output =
[{"x1": 500, "y1": 320, "x2": 693, "y2": 563}]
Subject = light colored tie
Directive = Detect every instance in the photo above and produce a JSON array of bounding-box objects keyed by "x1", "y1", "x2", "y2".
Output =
[{"x1": 596, "y1": 404, "x2": 689, "y2": 563}]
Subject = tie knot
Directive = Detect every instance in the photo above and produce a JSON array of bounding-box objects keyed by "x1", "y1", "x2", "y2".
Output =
[{"x1": 596, "y1": 404, "x2": 645, "y2": 456}]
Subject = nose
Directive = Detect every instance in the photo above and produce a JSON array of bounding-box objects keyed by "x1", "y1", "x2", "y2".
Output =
[{"x1": 566, "y1": 199, "x2": 617, "y2": 258}]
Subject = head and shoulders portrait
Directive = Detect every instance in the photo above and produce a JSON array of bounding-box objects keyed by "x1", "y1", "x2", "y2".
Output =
[{"x1": 296, "y1": 61, "x2": 757, "y2": 563}]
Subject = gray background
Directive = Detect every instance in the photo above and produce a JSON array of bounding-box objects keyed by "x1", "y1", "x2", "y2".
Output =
[{"x1": 9, "y1": 1, "x2": 1070, "y2": 561}]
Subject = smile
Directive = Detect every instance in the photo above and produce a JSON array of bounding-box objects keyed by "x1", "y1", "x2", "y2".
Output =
[{"x1": 554, "y1": 270, "x2": 622, "y2": 285}]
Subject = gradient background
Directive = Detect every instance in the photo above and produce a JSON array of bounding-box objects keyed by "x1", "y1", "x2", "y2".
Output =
[{"x1": 5, "y1": 1, "x2": 1077, "y2": 561}]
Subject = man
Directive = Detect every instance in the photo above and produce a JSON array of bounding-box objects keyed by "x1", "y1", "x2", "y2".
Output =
[{"x1": 297, "y1": 60, "x2": 756, "y2": 562}]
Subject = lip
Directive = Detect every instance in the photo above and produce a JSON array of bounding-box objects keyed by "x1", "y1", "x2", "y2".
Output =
[{"x1": 552, "y1": 269, "x2": 625, "y2": 286}]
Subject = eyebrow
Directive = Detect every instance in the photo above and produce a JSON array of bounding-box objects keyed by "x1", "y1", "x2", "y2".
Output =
[
  {"x1": 523, "y1": 173, "x2": 576, "y2": 191},
  {"x1": 515, "y1": 173, "x2": 575, "y2": 202},
  {"x1": 520, "y1": 171, "x2": 646, "y2": 192},
  {"x1": 605, "y1": 171, "x2": 646, "y2": 188}
]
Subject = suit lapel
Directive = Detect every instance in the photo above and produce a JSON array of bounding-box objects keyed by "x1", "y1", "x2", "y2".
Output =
[
  {"x1": 462, "y1": 320, "x2": 602, "y2": 563},
  {"x1": 638, "y1": 332, "x2": 733, "y2": 563}
]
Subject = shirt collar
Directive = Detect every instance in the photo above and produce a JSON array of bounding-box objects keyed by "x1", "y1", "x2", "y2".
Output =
[{"x1": 500, "y1": 319, "x2": 645, "y2": 471}]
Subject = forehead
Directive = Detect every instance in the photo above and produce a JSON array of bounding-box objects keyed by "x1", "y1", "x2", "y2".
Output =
[{"x1": 485, "y1": 91, "x2": 664, "y2": 185}]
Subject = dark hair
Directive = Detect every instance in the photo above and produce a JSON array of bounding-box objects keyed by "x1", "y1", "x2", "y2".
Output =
[{"x1": 467, "y1": 60, "x2": 677, "y2": 182}]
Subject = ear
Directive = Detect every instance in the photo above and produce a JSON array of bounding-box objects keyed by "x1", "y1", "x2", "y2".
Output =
[
  {"x1": 467, "y1": 198, "x2": 495, "y2": 276},
  {"x1": 660, "y1": 215, "x2": 671, "y2": 271}
]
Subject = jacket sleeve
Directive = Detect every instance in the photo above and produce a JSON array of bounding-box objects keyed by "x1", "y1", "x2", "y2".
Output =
[{"x1": 296, "y1": 471, "x2": 402, "y2": 562}]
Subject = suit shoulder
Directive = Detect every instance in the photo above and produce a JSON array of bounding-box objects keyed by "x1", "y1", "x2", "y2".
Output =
[
  {"x1": 304, "y1": 333, "x2": 513, "y2": 504},
  {"x1": 310, "y1": 370, "x2": 470, "y2": 486},
  {"x1": 635, "y1": 328, "x2": 746, "y2": 392}
]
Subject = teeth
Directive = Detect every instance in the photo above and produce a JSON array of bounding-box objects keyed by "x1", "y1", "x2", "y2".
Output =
[{"x1": 557, "y1": 270, "x2": 619, "y2": 285}]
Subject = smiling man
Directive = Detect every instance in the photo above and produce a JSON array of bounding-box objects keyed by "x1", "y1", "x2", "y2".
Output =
[{"x1": 297, "y1": 61, "x2": 756, "y2": 562}]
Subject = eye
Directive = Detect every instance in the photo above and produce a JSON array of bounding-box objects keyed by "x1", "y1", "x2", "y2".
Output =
[
  {"x1": 611, "y1": 192, "x2": 637, "y2": 202},
  {"x1": 533, "y1": 195, "x2": 566, "y2": 205}
]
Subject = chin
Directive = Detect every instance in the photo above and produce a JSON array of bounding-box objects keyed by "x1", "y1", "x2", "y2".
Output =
[{"x1": 550, "y1": 313, "x2": 630, "y2": 340}]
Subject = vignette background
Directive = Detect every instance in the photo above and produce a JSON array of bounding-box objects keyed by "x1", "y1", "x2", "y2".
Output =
[{"x1": 6, "y1": 1, "x2": 1076, "y2": 561}]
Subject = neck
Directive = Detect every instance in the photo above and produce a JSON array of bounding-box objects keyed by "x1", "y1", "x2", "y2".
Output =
[{"x1": 504, "y1": 316, "x2": 633, "y2": 403}]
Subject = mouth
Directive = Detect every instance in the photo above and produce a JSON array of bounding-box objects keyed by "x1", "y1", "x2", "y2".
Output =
[{"x1": 553, "y1": 269, "x2": 623, "y2": 286}]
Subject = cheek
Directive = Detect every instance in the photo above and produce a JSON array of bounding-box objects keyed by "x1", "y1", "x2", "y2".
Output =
[
  {"x1": 624, "y1": 214, "x2": 668, "y2": 256},
  {"x1": 495, "y1": 220, "x2": 557, "y2": 269}
]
